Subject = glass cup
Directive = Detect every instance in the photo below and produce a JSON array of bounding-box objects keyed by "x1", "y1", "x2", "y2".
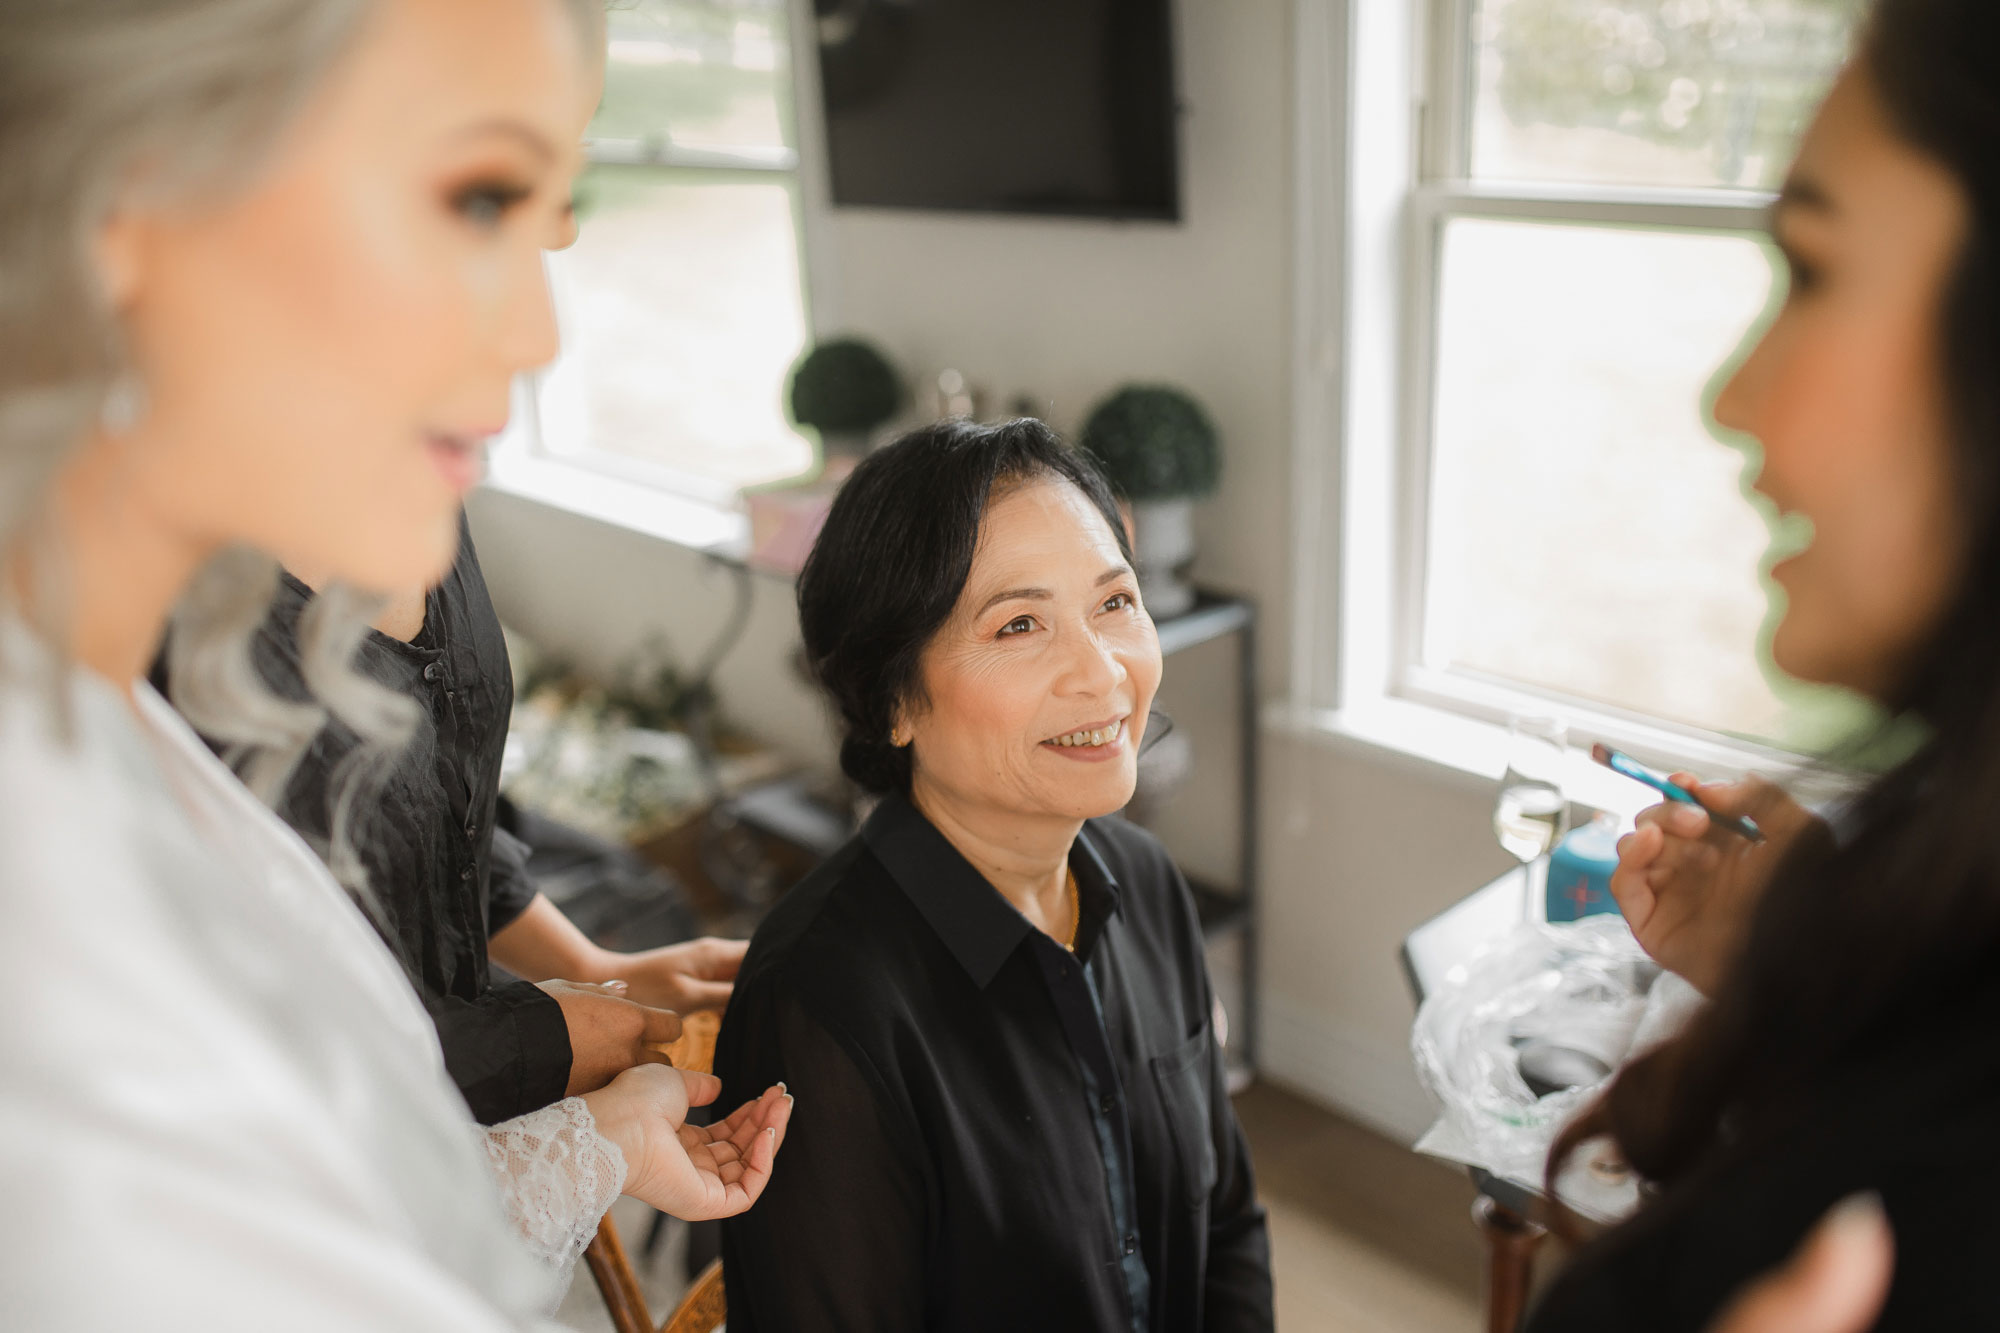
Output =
[{"x1": 1493, "y1": 714, "x2": 1569, "y2": 920}]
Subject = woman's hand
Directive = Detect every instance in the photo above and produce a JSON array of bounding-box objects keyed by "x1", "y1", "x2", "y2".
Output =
[
  {"x1": 538, "y1": 979, "x2": 684, "y2": 1095},
  {"x1": 1610, "y1": 775, "x2": 1825, "y2": 995},
  {"x1": 604, "y1": 937, "x2": 749, "y2": 1014},
  {"x1": 582, "y1": 1065, "x2": 792, "y2": 1221},
  {"x1": 1706, "y1": 1195, "x2": 1893, "y2": 1333}
]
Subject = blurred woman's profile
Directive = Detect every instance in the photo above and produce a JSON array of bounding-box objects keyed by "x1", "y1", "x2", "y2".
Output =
[
  {"x1": 0, "y1": 2, "x2": 790, "y2": 1327},
  {"x1": 1527, "y1": 0, "x2": 2000, "y2": 1327}
]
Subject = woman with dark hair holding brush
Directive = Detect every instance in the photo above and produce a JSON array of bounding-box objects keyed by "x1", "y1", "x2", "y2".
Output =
[{"x1": 1512, "y1": 0, "x2": 2000, "y2": 1327}]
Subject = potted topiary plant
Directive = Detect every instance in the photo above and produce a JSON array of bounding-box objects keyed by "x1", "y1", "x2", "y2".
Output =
[
  {"x1": 1079, "y1": 384, "x2": 1221, "y2": 618},
  {"x1": 786, "y1": 337, "x2": 903, "y2": 467}
]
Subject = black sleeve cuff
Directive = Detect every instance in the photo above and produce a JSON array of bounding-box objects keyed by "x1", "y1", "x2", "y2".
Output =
[{"x1": 429, "y1": 982, "x2": 573, "y2": 1124}]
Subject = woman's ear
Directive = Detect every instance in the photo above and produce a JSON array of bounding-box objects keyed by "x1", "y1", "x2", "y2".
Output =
[
  {"x1": 890, "y1": 697, "x2": 922, "y2": 749},
  {"x1": 95, "y1": 209, "x2": 146, "y2": 312}
]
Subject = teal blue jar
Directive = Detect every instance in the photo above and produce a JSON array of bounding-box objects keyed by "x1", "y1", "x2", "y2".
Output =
[{"x1": 1546, "y1": 816, "x2": 1622, "y2": 922}]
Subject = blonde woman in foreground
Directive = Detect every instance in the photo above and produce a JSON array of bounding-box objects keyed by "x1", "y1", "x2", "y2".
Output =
[{"x1": 0, "y1": 1, "x2": 792, "y2": 1328}]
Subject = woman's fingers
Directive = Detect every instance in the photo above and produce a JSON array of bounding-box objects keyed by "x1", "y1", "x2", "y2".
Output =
[
  {"x1": 1618, "y1": 822, "x2": 1663, "y2": 862},
  {"x1": 714, "y1": 1085, "x2": 788, "y2": 1154},
  {"x1": 1633, "y1": 800, "x2": 1678, "y2": 833},
  {"x1": 1708, "y1": 1194, "x2": 1893, "y2": 1333},
  {"x1": 673, "y1": 977, "x2": 737, "y2": 1011},
  {"x1": 1662, "y1": 802, "x2": 1713, "y2": 838},
  {"x1": 712, "y1": 1087, "x2": 795, "y2": 1197},
  {"x1": 763, "y1": 1082, "x2": 796, "y2": 1155},
  {"x1": 1648, "y1": 832, "x2": 1722, "y2": 889},
  {"x1": 1611, "y1": 826, "x2": 1662, "y2": 924},
  {"x1": 680, "y1": 1069, "x2": 722, "y2": 1108},
  {"x1": 640, "y1": 1006, "x2": 684, "y2": 1047},
  {"x1": 733, "y1": 1116, "x2": 781, "y2": 1209},
  {"x1": 680, "y1": 1087, "x2": 791, "y2": 1218}
]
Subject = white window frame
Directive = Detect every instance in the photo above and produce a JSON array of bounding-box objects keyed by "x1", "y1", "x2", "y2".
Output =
[
  {"x1": 486, "y1": 0, "x2": 834, "y2": 554},
  {"x1": 1288, "y1": 0, "x2": 1832, "y2": 804}
]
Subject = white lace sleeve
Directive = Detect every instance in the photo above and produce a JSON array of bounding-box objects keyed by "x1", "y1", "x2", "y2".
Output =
[{"x1": 482, "y1": 1096, "x2": 627, "y2": 1285}]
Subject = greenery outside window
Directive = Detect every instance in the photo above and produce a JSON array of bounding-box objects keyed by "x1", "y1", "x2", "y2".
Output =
[
  {"x1": 1405, "y1": 0, "x2": 1870, "y2": 756},
  {"x1": 526, "y1": 0, "x2": 814, "y2": 509}
]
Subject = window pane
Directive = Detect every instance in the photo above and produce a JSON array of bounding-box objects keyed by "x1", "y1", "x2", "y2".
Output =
[
  {"x1": 1467, "y1": 0, "x2": 1863, "y2": 191},
  {"x1": 592, "y1": 0, "x2": 791, "y2": 153},
  {"x1": 1421, "y1": 218, "x2": 1865, "y2": 750},
  {"x1": 541, "y1": 167, "x2": 811, "y2": 493}
]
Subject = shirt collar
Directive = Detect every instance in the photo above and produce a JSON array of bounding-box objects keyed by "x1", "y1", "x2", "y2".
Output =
[{"x1": 863, "y1": 793, "x2": 1125, "y2": 990}]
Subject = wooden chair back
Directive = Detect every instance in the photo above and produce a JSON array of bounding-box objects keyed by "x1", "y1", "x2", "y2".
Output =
[
  {"x1": 662, "y1": 1260, "x2": 726, "y2": 1333},
  {"x1": 583, "y1": 1214, "x2": 654, "y2": 1333},
  {"x1": 583, "y1": 1010, "x2": 725, "y2": 1333},
  {"x1": 583, "y1": 1214, "x2": 729, "y2": 1333}
]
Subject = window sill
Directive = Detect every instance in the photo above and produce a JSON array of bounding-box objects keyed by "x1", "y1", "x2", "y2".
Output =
[
  {"x1": 1262, "y1": 694, "x2": 1820, "y2": 822},
  {"x1": 482, "y1": 449, "x2": 749, "y2": 557}
]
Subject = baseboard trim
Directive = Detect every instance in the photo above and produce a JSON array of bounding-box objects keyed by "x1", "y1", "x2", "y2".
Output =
[{"x1": 1257, "y1": 995, "x2": 1437, "y2": 1146}]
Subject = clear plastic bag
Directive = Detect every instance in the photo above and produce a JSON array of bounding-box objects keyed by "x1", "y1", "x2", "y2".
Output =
[{"x1": 1412, "y1": 916, "x2": 1659, "y2": 1191}]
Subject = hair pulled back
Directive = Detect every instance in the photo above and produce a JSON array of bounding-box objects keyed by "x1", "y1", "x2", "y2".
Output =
[{"x1": 797, "y1": 418, "x2": 1131, "y2": 795}]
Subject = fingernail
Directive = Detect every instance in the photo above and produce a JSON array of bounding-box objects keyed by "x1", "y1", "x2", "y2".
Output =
[
  {"x1": 776, "y1": 1081, "x2": 787, "y2": 1095},
  {"x1": 1827, "y1": 1191, "x2": 1886, "y2": 1230},
  {"x1": 602, "y1": 979, "x2": 628, "y2": 991}
]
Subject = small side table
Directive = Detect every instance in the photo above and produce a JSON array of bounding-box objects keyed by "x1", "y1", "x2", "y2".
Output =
[{"x1": 1401, "y1": 864, "x2": 1552, "y2": 1333}]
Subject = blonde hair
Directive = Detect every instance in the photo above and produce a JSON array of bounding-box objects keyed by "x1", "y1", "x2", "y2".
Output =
[{"x1": 0, "y1": 0, "x2": 605, "y2": 900}]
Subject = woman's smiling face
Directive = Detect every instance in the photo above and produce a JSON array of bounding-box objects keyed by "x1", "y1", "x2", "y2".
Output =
[
  {"x1": 98, "y1": 0, "x2": 598, "y2": 595},
  {"x1": 901, "y1": 476, "x2": 1163, "y2": 825}
]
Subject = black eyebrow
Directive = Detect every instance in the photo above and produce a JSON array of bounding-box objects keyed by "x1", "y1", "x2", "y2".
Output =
[
  {"x1": 977, "y1": 587, "x2": 1052, "y2": 617},
  {"x1": 975, "y1": 566, "x2": 1134, "y2": 618},
  {"x1": 1774, "y1": 174, "x2": 1836, "y2": 217}
]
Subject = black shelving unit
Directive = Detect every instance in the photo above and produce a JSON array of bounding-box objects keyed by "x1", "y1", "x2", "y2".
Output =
[{"x1": 1148, "y1": 589, "x2": 1260, "y2": 1075}]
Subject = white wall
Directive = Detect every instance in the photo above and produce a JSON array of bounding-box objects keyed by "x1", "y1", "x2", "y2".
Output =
[{"x1": 475, "y1": 0, "x2": 1511, "y2": 1144}]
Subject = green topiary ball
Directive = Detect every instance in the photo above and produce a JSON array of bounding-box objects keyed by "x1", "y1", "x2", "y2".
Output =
[
  {"x1": 787, "y1": 338, "x2": 902, "y2": 436},
  {"x1": 1079, "y1": 385, "x2": 1221, "y2": 501}
]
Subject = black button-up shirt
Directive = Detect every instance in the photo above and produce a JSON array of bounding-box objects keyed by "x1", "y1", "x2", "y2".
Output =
[
  {"x1": 155, "y1": 516, "x2": 570, "y2": 1124},
  {"x1": 715, "y1": 795, "x2": 1273, "y2": 1333}
]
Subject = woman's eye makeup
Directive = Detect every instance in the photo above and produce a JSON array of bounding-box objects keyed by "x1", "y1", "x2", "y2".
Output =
[
  {"x1": 1782, "y1": 249, "x2": 1822, "y2": 295},
  {"x1": 450, "y1": 177, "x2": 536, "y2": 229}
]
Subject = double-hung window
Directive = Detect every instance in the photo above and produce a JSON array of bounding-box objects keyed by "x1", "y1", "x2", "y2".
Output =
[
  {"x1": 510, "y1": 0, "x2": 814, "y2": 520},
  {"x1": 1379, "y1": 0, "x2": 1867, "y2": 760}
]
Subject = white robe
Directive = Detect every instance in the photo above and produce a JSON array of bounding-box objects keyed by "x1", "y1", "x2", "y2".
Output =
[{"x1": 0, "y1": 641, "x2": 620, "y2": 1331}]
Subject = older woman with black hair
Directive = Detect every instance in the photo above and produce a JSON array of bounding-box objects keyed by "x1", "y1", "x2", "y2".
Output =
[{"x1": 714, "y1": 419, "x2": 1273, "y2": 1333}]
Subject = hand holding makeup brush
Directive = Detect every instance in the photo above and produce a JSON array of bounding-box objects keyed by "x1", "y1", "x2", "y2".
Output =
[{"x1": 1611, "y1": 773, "x2": 1829, "y2": 996}]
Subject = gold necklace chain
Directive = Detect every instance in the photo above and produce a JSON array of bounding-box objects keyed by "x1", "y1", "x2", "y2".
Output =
[{"x1": 1063, "y1": 868, "x2": 1081, "y2": 953}]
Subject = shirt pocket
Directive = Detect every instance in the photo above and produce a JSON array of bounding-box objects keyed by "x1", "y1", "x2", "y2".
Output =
[{"x1": 1149, "y1": 1024, "x2": 1220, "y2": 1208}]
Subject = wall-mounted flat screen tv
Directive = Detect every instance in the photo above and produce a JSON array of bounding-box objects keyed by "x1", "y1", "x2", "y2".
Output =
[{"x1": 813, "y1": 0, "x2": 1182, "y2": 221}]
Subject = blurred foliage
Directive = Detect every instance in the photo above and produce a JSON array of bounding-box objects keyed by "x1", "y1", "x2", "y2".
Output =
[
  {"x1": 588, "y1": 0, "x2": 790, "y2": 149},
  {"x1": 1081, "y1": 385, "x2": 1223, "y2": 502},
  {"x1": 788, "y1": 338, "x2": 903, "y2": 434},
  {"x1": 1483, "y1": 0, "x2": 1866, "y2": 188},
  {"x1": 511, "y1": 635, "x2": 711, "y2": 733}
]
